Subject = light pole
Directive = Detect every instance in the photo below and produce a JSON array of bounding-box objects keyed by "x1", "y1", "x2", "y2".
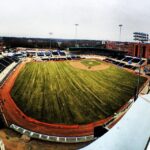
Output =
[
  {"x1": 119, "y1": 24, "x2": 123, "y2": 41},
  {"x1": 75, "y1": 24, "x2": 79, "y2": 47},
  {"x1": 133, "y1": 32, "x2": 149, "y2": 100},
  {"x1": 49, "y1": 32, "x2": 53, "y2": 49}
]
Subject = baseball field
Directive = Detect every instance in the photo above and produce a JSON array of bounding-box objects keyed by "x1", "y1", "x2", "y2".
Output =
[{"x1": 11, "y1": 60, "x2": 146, "y2": 125}]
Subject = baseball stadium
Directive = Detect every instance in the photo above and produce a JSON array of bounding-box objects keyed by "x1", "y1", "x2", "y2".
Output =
[
  {"x1": 0, "y1": 47, "x2": 149, "y2": 146},
  {"x1": 1, "y1": 0, "x2": 150, "y2": 149}
]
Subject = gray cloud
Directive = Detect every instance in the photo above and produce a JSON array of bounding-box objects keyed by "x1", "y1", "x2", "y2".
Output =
[{"x1": 0, "y1": 0, "x2": 150, "y2": 41}]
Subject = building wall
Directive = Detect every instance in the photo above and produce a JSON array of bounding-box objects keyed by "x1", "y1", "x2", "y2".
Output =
[
  {"x1": 132, "y1": 44, "x2": 150, "y2": 59},
  {"x1": 106, "y1": 41, "x2": 150, "y2": 59},
  {"x1": 106, "y1": 41, "x2": 132, "y2": 53}
]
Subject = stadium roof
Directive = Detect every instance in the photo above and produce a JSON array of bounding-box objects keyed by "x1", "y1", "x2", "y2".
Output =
[{"x1": 81, "y1": 94, "x2": 150, "y2": 150}]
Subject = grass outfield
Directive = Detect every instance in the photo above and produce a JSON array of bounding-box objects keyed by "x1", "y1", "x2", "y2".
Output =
[{"x1": 11, "y1": 61, "x2": 146, "y2": 124}]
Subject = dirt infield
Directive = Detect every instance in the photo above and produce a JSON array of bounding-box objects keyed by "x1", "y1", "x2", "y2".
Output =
[{"x1": 69, "y1": 60, "x2": 110, "y2": 71}]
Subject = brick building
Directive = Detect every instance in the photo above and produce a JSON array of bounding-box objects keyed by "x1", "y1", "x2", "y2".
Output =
[
  {"x1": 131, "y1": 43, "x2": 150, "y2": 59},
  {"x1": 106, "y1": 41, "x2": 150, "y2": 59}
]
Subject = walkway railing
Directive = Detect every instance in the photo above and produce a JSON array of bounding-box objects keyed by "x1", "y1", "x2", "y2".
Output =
[{"x1": 10, "y1": 124, "x2": 94, "y2": 143}]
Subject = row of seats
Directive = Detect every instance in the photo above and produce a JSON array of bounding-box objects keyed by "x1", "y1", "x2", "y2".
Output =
[
  {"x1": 40, "y1": 55, "x2": 81, "y2": 61},
  {"x1": 104, "y1": 56, "x2": 146, "y2": 70},
  {"x1": 104, "y1": 58, "x2": 138, "y2": 70},
  {"x1": 0, "y1": 56, "x2": 19, "y2": 73},
  {"x1": 110, "y1": 56, "x2": 145, "y2": 65},
  {"x1": 122, "y1": 56, "x2": 145, "y2": 65},
  {"x1": 37, "y1": 51, "x2": 66, "y2": 57}
]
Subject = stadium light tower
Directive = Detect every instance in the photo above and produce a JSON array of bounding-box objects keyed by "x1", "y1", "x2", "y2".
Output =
[
  {"x1": 49, "y1": 32, "x2": 53, "y2": 49},
  {"x1": 119, "y1": 24, "x2": 123, "y2": 41},
  {"x1": 75, "y1": 24, "x2": 79, "y2": 47},
  {"x1": 133, "y1": 32, "x2": 149, "y2": 100}
]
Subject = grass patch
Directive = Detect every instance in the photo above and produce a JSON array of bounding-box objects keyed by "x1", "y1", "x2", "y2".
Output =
[{"x1": 11, "y1": 61, "x2": 146, "y2": 125}]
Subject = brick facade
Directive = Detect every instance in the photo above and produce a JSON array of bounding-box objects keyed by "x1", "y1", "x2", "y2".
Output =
[{"x1": 106, "y1": 41, "x2": 150, "y2": 59}]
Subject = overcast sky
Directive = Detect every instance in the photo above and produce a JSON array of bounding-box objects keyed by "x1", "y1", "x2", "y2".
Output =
[{"x1": 0, "y1": 0, "x2": 150, "y2": 41}]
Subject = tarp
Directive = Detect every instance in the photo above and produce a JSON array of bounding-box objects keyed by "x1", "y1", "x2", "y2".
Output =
[{"x1": 81, "y1": 94, "x2": 150, "y2": 150}]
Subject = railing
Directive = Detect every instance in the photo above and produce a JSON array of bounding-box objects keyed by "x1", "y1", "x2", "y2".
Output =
[{"x1": 10, "y1": 124, "x2": 94, "y2": 143}]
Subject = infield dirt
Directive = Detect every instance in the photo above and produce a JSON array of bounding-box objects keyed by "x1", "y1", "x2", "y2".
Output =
[{"x1": 69, "y1": 60, "x2": 110, "y2": 71}]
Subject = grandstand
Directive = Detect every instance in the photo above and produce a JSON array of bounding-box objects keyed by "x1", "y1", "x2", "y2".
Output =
[
  {"x1": 0, "y1": 56, "x2": 20, "y2": 86},
  {"x1": 0, "y1": 56, "x2": 19, "y2": 73},
  {"x1": 30, "y1": 50, "x2": 81, "y2": 61},
  {"x1": 104, "y1": 56, "x2": 147, "y2": 71}
]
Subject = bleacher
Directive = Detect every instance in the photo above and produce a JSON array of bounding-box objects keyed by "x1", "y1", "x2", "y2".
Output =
[
  {"x1": 0, "y1": 64, "x2": 5, "y2": 73},
  {"x1": 8, "y1": 56, "x2": 19, "y2": 62},
  {"x1": 0, "y1": 58, "x2": 10, "y2": 67},
  {"x1": 34, "y1": 50, "x2": 81, "y2": 61},
  {"x1": 59, "y1": 51, "x2": 66, "y2": 56},
  {"x1": 131, "y1": 58, "x2": 141, "y2": 63},
  {"x1": 37, "y1": 52, "x2": 45, "y2": 57},
  {"x1": 4, "y1": 56, "x2": 14, "y2": 64},
  {"x1": 104, "y1": 56, "x2": 146, "y2": 71},
  {"x1": 0, "y1": 56, "x2": 18, "y2": 73},
  {"x1": 45, "y1": 51, "x2": 52, "y2": 56},
  {"x1": 52, "y1": 51, "x2": 59, "y2": 56}
]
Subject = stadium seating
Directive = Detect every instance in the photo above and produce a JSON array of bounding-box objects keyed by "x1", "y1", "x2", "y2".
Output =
[
  {"x1": 122, "y1": 56, "x2": 133, "y2": 62},
  {"x1": 33, "y1": 50, "x2": 81, "y2": 61},
  {"x1": 0, "y1": 64, "x2": 5, "y2": 72},
  {"x1": 66, "y1": 56, "x2": 72, "y2": 60},
  {"x1": 52, "y1": 51, "x2": 59, "y2": 56},
  {"x1": 59, "y1": 51, "x2": 66, "y2": 56},
  {"x1": 139, "y1": 60, "x2": 146, "y2": 65},
  {"x1": 132, "y1": 58, "x2": 141, "y2": 63},
  {"x1": 0, "y1": 58, "x2": 10, "y2": 67},
  {"x1": 45, "y1": 51, "x2": 51, "y2": 56},
  {"x1": 0, "y1": 56, "x2": 17, "y2": 73},
  {"x1": 9, "y1": 56, "x2": 19, "y2": 62},
  {"x1": 104, "y1": 56, "x2": 146, "y2": 71},
  {"x1": 37, "y1": 52, "x2": 45, "y2": 57},
  {"x1": 4, "y1": 56, "x2": 14, "y2": 63}
]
